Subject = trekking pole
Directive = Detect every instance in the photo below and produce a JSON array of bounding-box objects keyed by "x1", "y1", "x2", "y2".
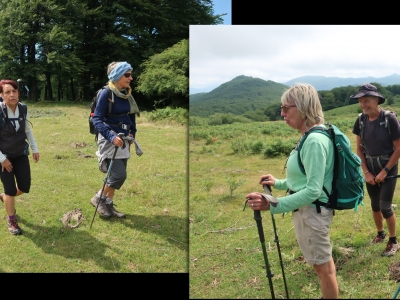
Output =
[
  {"x1": 393, "y1": 284, "x2": 400, "y2": 299},
  {"x1": 90, "y1": 133, "x2": 124, "y2": 229},
  {"x1": 263, "y1": 183, "x2": 289, "y2": 299},
  {"x1": 254, "y1": 209, "x2": 275, "y2": 299},
  {"x1": 386, "y1": 174, "x2": 400, "y2": 180}
]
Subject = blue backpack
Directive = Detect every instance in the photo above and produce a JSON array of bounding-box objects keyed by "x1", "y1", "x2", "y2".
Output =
[{"x1": 297, "y1": 123, "x2": 365, "y2": 212}]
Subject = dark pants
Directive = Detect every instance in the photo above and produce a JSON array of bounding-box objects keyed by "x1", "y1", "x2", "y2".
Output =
[
  {"x1": 366, "y1": 156, "x2": 397, "y2": 219},
  {"x1": 0, "y1": 155, "x2": 31, "y2": 196}
]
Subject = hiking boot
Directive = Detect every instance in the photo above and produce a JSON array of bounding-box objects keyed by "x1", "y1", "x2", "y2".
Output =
[
  {"x1": 0, "y1": 193, "x2": 16, "y2": 215},
  {"x1": 371, "y1": 233, "x2": 386, "y2": 244},
  {"x1": 8, "y1": 218, "x2": 22, "y2": 235},
  {"x1": 90, "y1": 194, "x2": 112, "y2": 218},
  {"x1": 105, "y1": 198, "x2": 125, "y2": 218},
  {"x1": 382, "y1": 241, "x2": 398, "y2": 257}
]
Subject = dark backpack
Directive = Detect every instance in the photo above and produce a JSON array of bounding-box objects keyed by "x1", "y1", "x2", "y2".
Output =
[
  {"x1": 297, "y1": 123, "x2": 365, "y2": 212},
  {"x1": 89, "y1": 85, "x2": 114, "y2": 139},
  {"x1": 0, "y1": 101, "x2": 28, "y2": 130},
  {"x1": 358, "y1": 110, "x2": 399, "y2": 153}
]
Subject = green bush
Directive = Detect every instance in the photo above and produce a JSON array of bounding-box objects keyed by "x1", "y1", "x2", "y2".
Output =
[
  {"x1": 207, "y1": 113, "x2": 251, "y2": 126},
  {"x1": 146, "y1": 107, "x2": 188, "y2": 125},
  {"x1": 262, "y1": 139, "x2": 293, "y2": 157}
]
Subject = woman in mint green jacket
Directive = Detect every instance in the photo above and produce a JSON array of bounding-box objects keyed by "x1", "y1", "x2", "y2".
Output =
[{"x1": 246, "y1": 83, "x2": 338, "y2": 299}]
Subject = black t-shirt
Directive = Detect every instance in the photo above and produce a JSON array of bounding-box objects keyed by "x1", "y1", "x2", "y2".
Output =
[{"x1": 353, "y1": 110, "x2": 400, "y2": 156}]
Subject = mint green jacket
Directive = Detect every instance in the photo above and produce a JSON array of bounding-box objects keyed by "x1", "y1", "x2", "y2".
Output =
[{"x1": 271, "y1": 126, "x2": 334, "y2": 214}]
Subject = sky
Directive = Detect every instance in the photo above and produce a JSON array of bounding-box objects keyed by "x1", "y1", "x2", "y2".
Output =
[
  {"x1": 189, "y1": 25, "x2": 400, "y2": 94},
  {"x1": 212, "y1": 0, "x2": 231, "y2": 25}
]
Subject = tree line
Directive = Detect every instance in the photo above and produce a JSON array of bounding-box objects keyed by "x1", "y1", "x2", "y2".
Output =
[
  {"x1": 263, "y1": 82, "x2": 400, "y2": 121},
  {"x1": 0, "y1": 0, "x2": 222, "y2": 109}
]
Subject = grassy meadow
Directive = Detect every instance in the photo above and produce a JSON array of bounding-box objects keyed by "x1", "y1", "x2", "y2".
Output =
[
  {"x1": 189, "y1": 103, "x2": 400, "y2": 298},
  {"x1": 0, "y1": 101, "x2": 187, "y2": 273}
]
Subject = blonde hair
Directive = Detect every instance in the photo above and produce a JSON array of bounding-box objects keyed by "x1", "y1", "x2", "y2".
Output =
[
  {"x1": 281, "y1": 83, "x2": 324, "y2": 128},
  {"x1": 107, "y1": 61, "x2": 120, "y2": 75}
]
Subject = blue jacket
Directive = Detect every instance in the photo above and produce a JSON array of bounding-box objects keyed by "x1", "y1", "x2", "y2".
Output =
[{"x1": 92, "y1": 88, "x2": 137, "y2": 143}]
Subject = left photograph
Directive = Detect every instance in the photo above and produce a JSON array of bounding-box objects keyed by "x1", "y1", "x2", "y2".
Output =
[{"x1": 0, "y1": 0, "x2": 222, "y2": 276}]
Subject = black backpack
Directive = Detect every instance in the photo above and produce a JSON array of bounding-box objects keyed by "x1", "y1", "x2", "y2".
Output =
[
  {"x1": 89, "y1": 85, "x2": 114, "y2": 139},
  {"x1": 0, "y1": 102, "x2": 28, "y2": 130}
]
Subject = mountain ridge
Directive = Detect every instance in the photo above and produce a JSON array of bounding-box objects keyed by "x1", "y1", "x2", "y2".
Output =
[{"x1": 190, "y1": 73, "x2": 400, "y2": 96}]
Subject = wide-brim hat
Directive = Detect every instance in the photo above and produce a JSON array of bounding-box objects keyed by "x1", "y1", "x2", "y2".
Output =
[{"x1": 350, "y1": 83, "x2": 385, "y2": 104}]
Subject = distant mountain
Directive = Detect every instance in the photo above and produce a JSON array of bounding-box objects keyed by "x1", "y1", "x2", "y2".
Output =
[
  {"x1": 283, "y1": 73, "x2": 400, "y2": 91},
  {"x1": 189, "y1": 75, "x2": 289, "y2": 118}
]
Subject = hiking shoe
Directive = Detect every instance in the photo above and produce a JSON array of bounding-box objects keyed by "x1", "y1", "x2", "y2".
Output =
[
  {"x1": 106, "y1": 199, "x2": 126, "y2": 218},
  {"x1": 371, "y1": 233, "x2": 386, "y2": 244},
  {"x1": 382, "y1": 241, "x2": 398, "y2": 257},
  {"x1": 0, "y1": 193, "x2": 16, "y2": 215},
  {"x1": 90, "y1": 194, "x2": 112, "y2": 218},
  {"x1": 7, "y1": 218, "x2": 22, "y2": 235}
]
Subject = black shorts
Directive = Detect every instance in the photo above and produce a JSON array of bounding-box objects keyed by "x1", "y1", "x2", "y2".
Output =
[{"x1": 0, "y1": 155, "x2": 31, "y2": 196}]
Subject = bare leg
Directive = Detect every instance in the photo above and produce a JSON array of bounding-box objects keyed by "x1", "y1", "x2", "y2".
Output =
[
  {"x1": 373, "y1": 211, "x2": 384, "y2": 232},
  {"x1": 103, "y1": 185, "x2": 115, "y2": 199},
  {"x1": 313, "y1": 258, "x2": 338, "y2": 299},
  {"x1": 3, "y1": 194, "x2": 16, "y2": 216},
  {"x1": 387, "y1": 214, "x2": 397, "y2": 238}
]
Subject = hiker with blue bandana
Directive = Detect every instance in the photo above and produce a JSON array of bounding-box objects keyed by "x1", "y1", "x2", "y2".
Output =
[{"x1": 90, "y1": 61, "x2": 140, "y2": 219}]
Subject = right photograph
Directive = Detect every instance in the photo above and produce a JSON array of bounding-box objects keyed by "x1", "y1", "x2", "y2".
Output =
[{"x1": 189, "y1": 25, "x2": 400, "y2": 299}]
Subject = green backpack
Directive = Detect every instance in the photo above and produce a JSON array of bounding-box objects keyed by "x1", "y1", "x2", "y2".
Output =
[{"x1": 297, "y1": 123, "x2": 365, "y2": 212}]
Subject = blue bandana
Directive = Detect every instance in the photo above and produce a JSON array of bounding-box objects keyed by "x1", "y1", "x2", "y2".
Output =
[{"x1": 108, "y1": 62, "x2": 133, "y2": 83}]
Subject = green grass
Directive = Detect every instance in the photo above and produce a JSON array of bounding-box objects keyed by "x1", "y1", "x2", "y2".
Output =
[
  {"x1": 0, "y1": 101, "x2": 187, "y2": 273},
  {"x1": 189, "y1": 103, "x2": 400, "y2": 298}
]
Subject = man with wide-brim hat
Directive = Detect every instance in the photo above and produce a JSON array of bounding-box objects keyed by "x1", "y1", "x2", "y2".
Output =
[
  {"x1": 351, "y1": 82, "x2": 400, "y2": 257},
  {"x1": 350, "y1": 83, "x2": 385, "y2": 104}
]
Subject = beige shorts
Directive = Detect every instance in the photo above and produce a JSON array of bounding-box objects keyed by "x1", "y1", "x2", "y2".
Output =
[{"x1": 293, "y1": 205, "x2": 334, "y2": 265}]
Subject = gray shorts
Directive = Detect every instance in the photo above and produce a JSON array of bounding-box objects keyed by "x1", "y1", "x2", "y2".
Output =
[
  {"x1": 104, "y1": 158, "x2": 128, "y2": 190},
  {"x1": 293, "y1": 205, "x2": 334, "y2": 265}
]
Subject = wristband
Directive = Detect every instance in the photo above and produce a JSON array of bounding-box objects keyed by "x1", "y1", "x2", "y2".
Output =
[
  {"x1": 364, "y1": 170, "x2": 369, "y2": 174},
  {"x1": 384, "y1": 167, "x2": 390, "y2": 173}
]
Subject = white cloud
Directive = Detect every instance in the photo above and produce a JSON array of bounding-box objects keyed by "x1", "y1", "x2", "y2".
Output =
[{"x1": 190, "y1": 25, "x2": 400, "y2": 93}]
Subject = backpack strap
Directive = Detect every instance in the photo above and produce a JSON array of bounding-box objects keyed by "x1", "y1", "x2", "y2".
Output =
[
  {"x1": 384, "y1": 110, "x2": 393, "y2": 137},
  {"x1": 104, "y1": 85, "x2": 113, "y2": 114},
  {"x1": 297, "y1": 125, "x2": 336, "y2": 214},
  {"x1": 3, "y1": 102, "x2": 27, "y2": 122}
]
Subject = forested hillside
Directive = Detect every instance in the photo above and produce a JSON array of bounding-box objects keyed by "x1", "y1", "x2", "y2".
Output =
[{"x1": 189, "y1": 75, "x2": 289, "y2": 118}]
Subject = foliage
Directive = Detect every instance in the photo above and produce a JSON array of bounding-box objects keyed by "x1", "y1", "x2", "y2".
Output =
[
  {"x1": 145, "y1": 106, "x2": 188, "y2": 125},
  {"x1": 262, "y1": 139, "x2": 294, "y2": 158},
  {"x1": 226, "y1": 176, "x2": 246, "y2": 198},
  {"x1": 136, "y1": 39, "x2": 189, "y2": 108},
  {"x1": 0, "y1": 0, "x2": 221, "y2": 107},
  {"x1": 207, "y1": 113, "x2": 251, "y2": 126},
  {"x1": 243, "y1": 108, "x2": 268, "y2": 122}
]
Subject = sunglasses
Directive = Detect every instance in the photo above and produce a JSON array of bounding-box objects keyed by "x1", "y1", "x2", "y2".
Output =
[
  {"x1": 123, "y1": 73, "x2": 133, "y2": 78},
  {"x1": 280, "y1": 105, "x2": 296, "y2": 113}
]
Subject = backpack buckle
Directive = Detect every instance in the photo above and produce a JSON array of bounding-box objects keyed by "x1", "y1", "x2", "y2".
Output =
[{"x1": 118, "y1": 123, "x2": 129, "y2": 130}]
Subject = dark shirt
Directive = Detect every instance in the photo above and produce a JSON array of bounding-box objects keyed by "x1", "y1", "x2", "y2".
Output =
[
  {"x1": 353, "y1": 110, "x2": 400, "y2": 156},
  {"x1": 92, "y1": 88, "x2": 137, "y2": 143}
]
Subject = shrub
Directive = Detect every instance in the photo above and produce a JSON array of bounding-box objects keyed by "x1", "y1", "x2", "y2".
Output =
[{"x1": 146, "y1": 107, "x2": 188, "y2": 125}]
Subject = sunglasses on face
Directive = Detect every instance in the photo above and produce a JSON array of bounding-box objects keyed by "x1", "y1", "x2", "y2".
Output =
[
  {"x1": 123, "y1": 73, "x2": 133, "y2": 78},
  {"x1": 280, "y1": 105, "x2": 296, "y2": 113}
]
